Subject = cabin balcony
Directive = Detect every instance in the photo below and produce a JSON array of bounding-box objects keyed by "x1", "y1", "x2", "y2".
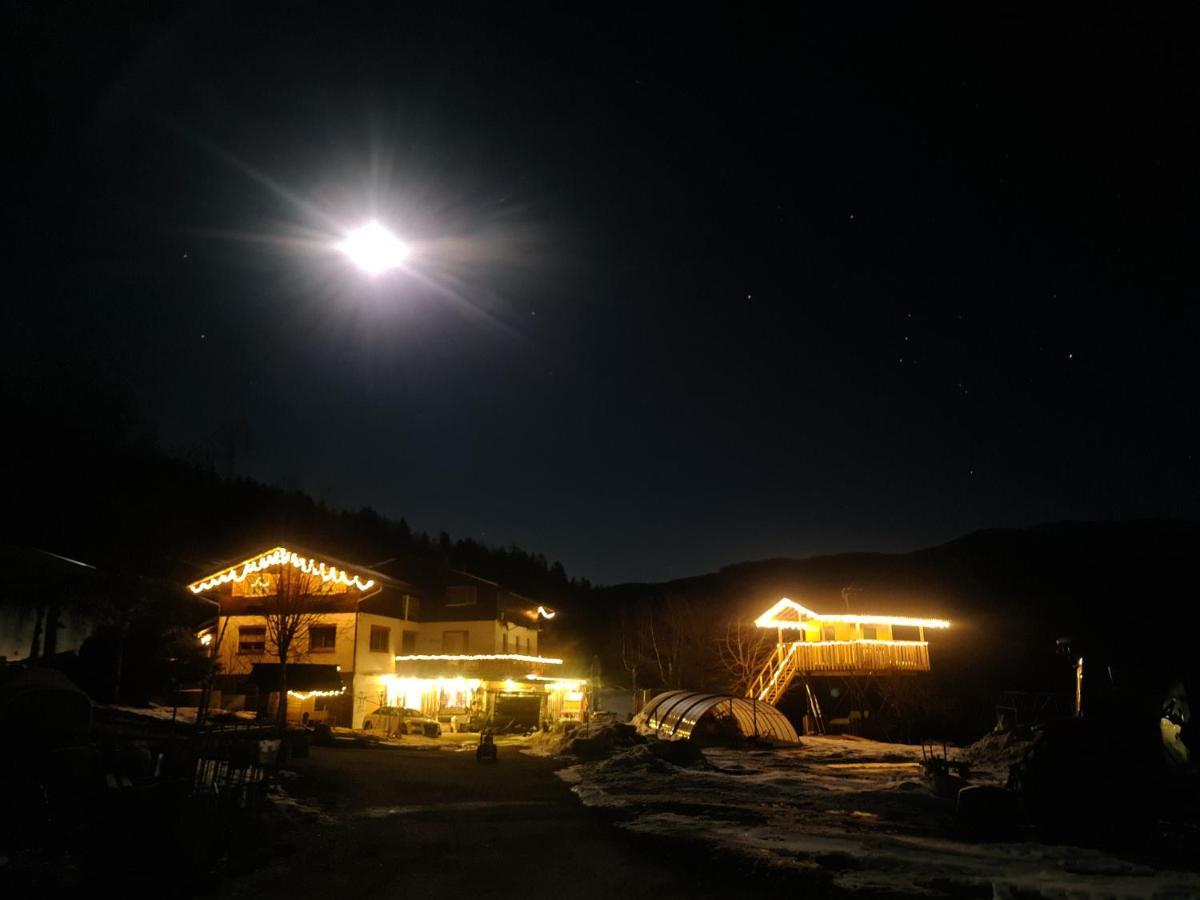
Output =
[{"x1": 788, "y1": 639, "x2": 930, "y2": 675}]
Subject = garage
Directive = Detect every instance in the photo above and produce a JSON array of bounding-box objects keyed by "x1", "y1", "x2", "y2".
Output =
[{"x1": 492, "y1": 693, "x2": 542, "y2": 729}]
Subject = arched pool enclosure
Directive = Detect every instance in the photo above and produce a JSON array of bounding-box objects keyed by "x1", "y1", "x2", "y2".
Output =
[{"x1": 636, "y1": 691, "x2": 799, "y2": 742}]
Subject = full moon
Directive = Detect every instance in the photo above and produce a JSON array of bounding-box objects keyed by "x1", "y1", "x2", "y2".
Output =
[{"x1": 336, "y1": 220, "x2": 410, "y2": 275}]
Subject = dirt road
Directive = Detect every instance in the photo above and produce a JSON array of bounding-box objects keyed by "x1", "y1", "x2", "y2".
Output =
[{"x1": 216, "y1": 743, "x2": 773, "y2": 899}]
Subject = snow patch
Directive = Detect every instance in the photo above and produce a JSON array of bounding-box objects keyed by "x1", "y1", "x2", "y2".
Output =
[{"x1": 564, "y1": 735, "x2": 1200, "y2": 897}]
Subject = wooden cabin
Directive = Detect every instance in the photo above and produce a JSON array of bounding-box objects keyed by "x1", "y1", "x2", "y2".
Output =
[{"x1": 748, "y1": 597, "x2": 949, "y2": 705}]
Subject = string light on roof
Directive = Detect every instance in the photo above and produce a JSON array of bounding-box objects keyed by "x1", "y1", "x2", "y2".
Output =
[
  {"x1": 188, "y1": 546, "x2": 376, "y2": 594},
  {"x1": 754, "y1": 597, "x2": 949, "y2": 630}
]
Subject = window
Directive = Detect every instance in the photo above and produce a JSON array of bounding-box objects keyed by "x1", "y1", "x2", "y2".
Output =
[
  {"x1": 502, "y1": 632, "x2": 509, "y2": 652},
  {"x1": 369, "y1": 625, "x2": 390, "y2": 653},
  {"x1": 446, "y1": 585, "x2": 477, "y2": 607},
  {"x1": 822, "y1": 625, "x2": 836, "y2": 642},
  {"x1": 515, "y1": 635, "x2": 523, "y2": 653},
  {"x1": 309, "y1": 625, "x2": 337, "y2": 652},
  {"x1": 442, "y1": 630, "x2": 469, "y2": 653},
  {"x1": 401, "y1": 630, "x2": 417, "y2": 653},
  {"x1": 861, "y1": 625, "x2": 878, "y2": 640},
  {"x1": 237, "y1": 626, "x2": 266, "y2": 654}
]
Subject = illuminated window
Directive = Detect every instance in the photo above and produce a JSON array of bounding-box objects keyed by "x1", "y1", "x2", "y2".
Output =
[
  {"x1": 442, "y1": 630, "x2": 469, "y2": 652},
  {"x1": 401, "y1": 630, "x2": 417, "y2": 652},
  {"x1": 369, "y1": 625, "x2": 390, "y2": 653},
  {"x1": 237, "y1": 626, "x2": 266, "y2": 654},
  {"x1": 309, "y1": 625, "x2": 337, "y2": 653},
  {"x1": 822, "y1": 625, "x2": 836, "y2": 642},
  {"x1": 502, "y1": 633, "x2": 509, "y2": 652},
  {"x1": 862, "y1": 625, "x2": 877, "y2": 640}
]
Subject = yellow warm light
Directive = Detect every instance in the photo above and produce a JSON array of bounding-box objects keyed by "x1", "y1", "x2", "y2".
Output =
[
  {"x1": 288, "y1": 687, "x2": 346, "y2": 700},
  {"x1": 198, "y1": 633, "x2": 213, "y2": 646},
  {"x1": 381, "y1": 675, "x2": 481, "y2": 710},
  {"x1": 535, "y1": 606, "x2": 557, "y2": 620},
  {"x1": 757, "y1": 642, "x2": 800, "y2": 701},
  {"x1": 754, "y1": 597, "x2": 950, "y2": 630},
  {"x1": 188, "y1": 546, "x2": 376, "y2": 594},
  {"x1": 789, "y1": 639, "x2": 932, "y2": 647},
  {"x1": 393, "y1": 653, "x2": 563, "y2": 665},
  {"x1": 525, "y1": 674, "x2": 586, "y2": 689}
]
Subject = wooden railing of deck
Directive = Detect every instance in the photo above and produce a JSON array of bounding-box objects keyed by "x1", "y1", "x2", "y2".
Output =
[
  {"x1": 749, "y1": 640, "x2": 931, "y2": 704},
  {"x1": 792, "y1": 640, "x2": 930, "y2": 674}
]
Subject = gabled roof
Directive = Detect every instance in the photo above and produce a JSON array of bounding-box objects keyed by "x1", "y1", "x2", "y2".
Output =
[
  {"x1": 187, "y1": 544, "x2": 409, "y2": 595},
  {"x1": 754, "y1": 597, "x2": 950, "y2": 630}
]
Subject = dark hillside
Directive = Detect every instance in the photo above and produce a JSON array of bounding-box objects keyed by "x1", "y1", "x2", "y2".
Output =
[{"x1": 592, "y1": 520, "x2": 1200, "y2": 738}]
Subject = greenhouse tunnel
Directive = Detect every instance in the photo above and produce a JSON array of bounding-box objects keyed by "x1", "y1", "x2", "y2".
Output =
[{"x1": 637, "y1": 690, "x2": 799, "y2": 742}]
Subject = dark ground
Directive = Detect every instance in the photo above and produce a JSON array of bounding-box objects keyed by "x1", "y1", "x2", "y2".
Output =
[{"x1": 217, "y1": 743, "x2": 779, "y2": 899}]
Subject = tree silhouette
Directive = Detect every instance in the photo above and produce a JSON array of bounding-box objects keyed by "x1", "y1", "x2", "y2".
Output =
[{"x1": 260, "y1": 565, "x2": 329, "y2": 725}]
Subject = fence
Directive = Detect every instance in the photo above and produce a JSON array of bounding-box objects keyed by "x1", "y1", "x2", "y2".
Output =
[{"x1": 191, "y1": 718, "x2": 282, "y2": 809}]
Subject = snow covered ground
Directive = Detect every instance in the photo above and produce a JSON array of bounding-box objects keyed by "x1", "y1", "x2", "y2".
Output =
[{"x1": 557, "y1": 735, "x2": 1200, "y2": 898}]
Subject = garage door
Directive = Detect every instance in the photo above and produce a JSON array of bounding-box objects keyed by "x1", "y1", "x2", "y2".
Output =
[{"x1": 493, "y1": 694, "x2": 542, "y2": 728}]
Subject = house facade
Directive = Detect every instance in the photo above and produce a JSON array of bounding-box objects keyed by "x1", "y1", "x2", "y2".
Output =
[{"x1": 190, "y1": 546, "x2": 582, "y2": 729}]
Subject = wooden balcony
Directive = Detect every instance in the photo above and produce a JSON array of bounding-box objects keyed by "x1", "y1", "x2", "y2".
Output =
[
  {"x1": 750, "y1": 640, "x2": 931, "y2": 704},
  {"x1": 790, "y1": 640, "x2": 930, "y2": 675}
]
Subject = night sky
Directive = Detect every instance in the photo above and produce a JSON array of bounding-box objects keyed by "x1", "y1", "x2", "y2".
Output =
[{"x1": 8, "y1": 6, "x2": 1198, "y2": 583}]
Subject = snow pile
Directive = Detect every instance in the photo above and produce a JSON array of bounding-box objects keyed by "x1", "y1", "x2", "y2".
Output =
[
  {"x1": 104, "y1": 704, "x2": 260, "y2": 725},
  {"x1": 959, "y1": 730, "x2": 1034, "y2": 785},
  {"x1": 524, "y1": 722, "x2": 645, "y2": 759},
  {"x1": 561, "y1": 734, "x2": 1200, "y2": 897},
  {"x1": 524, "y1": 724, "x2": 580, "y2": 757},
  {"x1": 595, "y1": 738, "x2": 709, "y2": 774}
]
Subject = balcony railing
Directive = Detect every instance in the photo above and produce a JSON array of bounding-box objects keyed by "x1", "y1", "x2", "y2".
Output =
[
  {"x1": 750, "y1": 640, "x2": 931, "y2": 704},
  {"x1": 789, "y1": 640, "x2": 930, "y2": 674}
]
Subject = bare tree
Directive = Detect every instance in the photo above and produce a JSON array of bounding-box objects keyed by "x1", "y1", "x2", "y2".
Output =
[
  {"x1": 628, "y1": 593, "x2": 720, "y2": 690},
  {"x1": 716, "y1": 616, "x2": 775, "y2": 696},
  {"x1": 618, "y1": 606, "x2": 643, "y2": 713},
  {"x1": 261, "y1": 565, "x2": 328, "y2": 725}
]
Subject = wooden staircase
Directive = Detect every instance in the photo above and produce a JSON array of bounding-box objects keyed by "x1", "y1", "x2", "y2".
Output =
[
  {"x1": 747, "y1": 644, "x2": 825, "y2": 733},
  {"x1": 748, "y1": 642, "x2": 802, "y2": 705}
]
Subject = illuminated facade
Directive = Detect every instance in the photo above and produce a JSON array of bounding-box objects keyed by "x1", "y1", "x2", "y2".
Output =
[
  {"x1": 749, "y1": 597, "x2": 950, "y2": 706},
  {"x1": 191, "y1": 547, "x2": 580, "y2": 728}
]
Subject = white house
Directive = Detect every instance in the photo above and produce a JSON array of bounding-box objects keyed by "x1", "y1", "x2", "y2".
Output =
[{"x1": 190, "y1": 545, "x2": 582, "y2": 728}]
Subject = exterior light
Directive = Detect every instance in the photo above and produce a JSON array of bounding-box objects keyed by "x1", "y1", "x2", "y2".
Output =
[
  {"x1": 337, "y1": 220, "x2": 410, "y2": 275},
  {"x1": 188, "y1": 546, "x2": 375, "y2": 594},
  {"x1": 535, "y1": 606, "x2": 557, "y2": 620},
  {"x1": 754, "y1": 597, "x2": 950, "y2": 630},
  {"x1": 393, "y1": 653, "x2": 563, "y2": 665},
  {"x1": 288, "y1": 687, "x2": 346, "y2": 701}
]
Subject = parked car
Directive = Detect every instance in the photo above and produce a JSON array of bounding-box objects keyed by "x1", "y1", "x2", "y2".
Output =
[
  {"x1": 362, "y1": 707, "x2": 442, "y2": 737},
  {"x1": 437, "y1": 709, "x2": 486, "y2": 733}
]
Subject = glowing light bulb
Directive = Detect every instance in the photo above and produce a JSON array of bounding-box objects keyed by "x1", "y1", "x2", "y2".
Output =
[{"x1": 337, "y1": 220, "x2": 410, "y2": 275}]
